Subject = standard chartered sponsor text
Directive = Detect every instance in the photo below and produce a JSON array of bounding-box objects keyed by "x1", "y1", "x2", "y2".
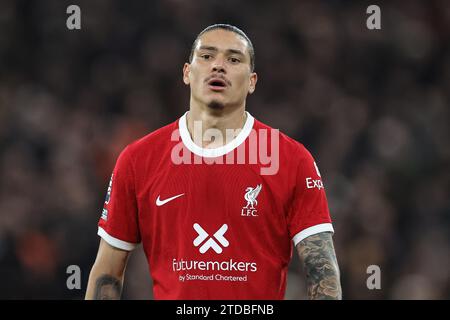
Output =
[
  {"x1": 185, "y1": 274, "x2": 248, "y2": 282},
  {"x1": 172, "y1": 258, "x2": 257, "y2": 272}
]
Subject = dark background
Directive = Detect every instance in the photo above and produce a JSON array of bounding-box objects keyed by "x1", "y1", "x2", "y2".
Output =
[{"x1": 0, "y1": 0, "x2": 448, "y2": 299}]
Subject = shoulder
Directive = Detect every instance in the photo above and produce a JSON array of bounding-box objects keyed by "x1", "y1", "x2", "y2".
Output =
[
  {"x1": 118, "y1": 118, "x2": 179, "y2": 161},
  {"x1": 253, "y1": 117, "x2": 313, "y2": 162}
]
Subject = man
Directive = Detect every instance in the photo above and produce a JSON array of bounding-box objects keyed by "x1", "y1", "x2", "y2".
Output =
[{"x1": 85, "y1": 24, "x2": 342, "y2": 300}]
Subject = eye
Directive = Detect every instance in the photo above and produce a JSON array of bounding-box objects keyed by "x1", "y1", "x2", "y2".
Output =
[
  {"x1": 201, "y1": 54, "x2": 212, "y2": 60},
  {"x1": 229, "y1": 57, "x2": 241, "y2": 63}
]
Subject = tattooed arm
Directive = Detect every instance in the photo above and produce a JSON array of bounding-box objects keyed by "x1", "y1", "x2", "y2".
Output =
[
  {"x1": 85, "y1": 239, "x2": 130, "y2": 299},
  {"x1": 296, "y1": 232, "x2": 342, "y2": 300}
]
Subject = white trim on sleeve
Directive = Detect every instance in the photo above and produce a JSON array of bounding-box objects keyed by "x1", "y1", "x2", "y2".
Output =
[
  {"x1": 98, "y1": 227, "x2": 138, "y2": 251},
  {"x1": 292, "y1": 223, "x2": 334, "y2": 246}
]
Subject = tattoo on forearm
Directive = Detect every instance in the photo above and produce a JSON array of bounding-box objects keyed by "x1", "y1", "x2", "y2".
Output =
[
  {"x1": 297, "y1": 232, "x2": 342, "y2": 300},
  {"x1": 94, "y1": 274, "x2": 122, "y2": 300}
]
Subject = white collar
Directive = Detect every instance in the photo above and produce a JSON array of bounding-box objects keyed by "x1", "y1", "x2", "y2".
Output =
[{"x1": 178, "y1": 111, "x2": 255, "y2": 158}]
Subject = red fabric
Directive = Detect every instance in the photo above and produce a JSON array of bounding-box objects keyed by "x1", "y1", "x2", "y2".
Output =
[{"x1": 98, "y1": 115, "x2": 332, "y2": 299}]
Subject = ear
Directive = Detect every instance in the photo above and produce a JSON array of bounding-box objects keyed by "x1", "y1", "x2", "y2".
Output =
[
  {"x1": 248, "y1": 72, "x2": 258, "y2": 94},
  {"x1": 183, "y1": 63, "x2": 191, "y2": 85}
]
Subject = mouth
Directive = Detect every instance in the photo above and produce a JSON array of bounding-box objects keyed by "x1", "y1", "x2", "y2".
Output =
[{"x1": 207, "y1": 77, "x2": 229, "y2": 91}]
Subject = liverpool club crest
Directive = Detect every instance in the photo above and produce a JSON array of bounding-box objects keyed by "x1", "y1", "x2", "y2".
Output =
[{"x1": 241, "y1": 184, "x2": 262, "y2": 217}]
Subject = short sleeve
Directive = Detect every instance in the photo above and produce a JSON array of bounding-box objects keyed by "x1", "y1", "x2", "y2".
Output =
[
  {"x1": 287, "y1": 145, "x2": 334, "y2": 246},
  {"x1": 98, "y1": 146, "x2": 140, "y2": 251}
]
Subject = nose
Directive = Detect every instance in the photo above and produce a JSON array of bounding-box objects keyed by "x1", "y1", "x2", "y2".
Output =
[
  {"x1": 211, "y1": 56, "x2": 226, "y2": 73},
  {"x1": 212, "y1": 65, "x2": 225, "y2": 73}
]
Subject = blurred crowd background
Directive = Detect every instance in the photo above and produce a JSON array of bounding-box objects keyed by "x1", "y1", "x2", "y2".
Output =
[{"x1": 0, "y1": 0, "x2": 448, "y2": 299}]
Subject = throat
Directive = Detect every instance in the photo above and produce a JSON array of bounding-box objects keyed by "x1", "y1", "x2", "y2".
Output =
[{"x1": 186, "y1": 110, "x2": 247, "y2": 149}]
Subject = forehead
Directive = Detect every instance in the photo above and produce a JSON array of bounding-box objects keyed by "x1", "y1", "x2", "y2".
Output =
[{"x1": 195, "y1": 29, "x2": 250, "y2": 55}]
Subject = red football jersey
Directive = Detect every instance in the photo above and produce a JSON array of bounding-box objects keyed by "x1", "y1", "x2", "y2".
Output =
[{"x1": 98, "y1": 112, "x2": 334, "y2": 299}]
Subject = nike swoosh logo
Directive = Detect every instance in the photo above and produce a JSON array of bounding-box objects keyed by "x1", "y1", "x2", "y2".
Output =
[{"x1": 156, "y1": 193, "x2": 185, "y2": 206}]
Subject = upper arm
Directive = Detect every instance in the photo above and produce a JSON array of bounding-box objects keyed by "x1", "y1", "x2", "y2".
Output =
[
  {"x1": 287, "y1": 145, "x2": 333, "y2": 246},
  {"x1": 98, "y1": 146, "x2": 141, "y2": 250},
  {"x1": 296, "y1": 232, "x2": 342, "y2": 300}
]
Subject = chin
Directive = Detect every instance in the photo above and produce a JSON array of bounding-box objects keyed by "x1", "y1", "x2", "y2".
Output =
[{"x1": 207, "y1": 100, "x2": 225, "y2": 110}]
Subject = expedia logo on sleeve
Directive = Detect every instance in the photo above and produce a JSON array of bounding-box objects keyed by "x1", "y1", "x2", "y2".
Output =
[{"x1": 306, "y1": 162, "x2": 324, "y2": 190}]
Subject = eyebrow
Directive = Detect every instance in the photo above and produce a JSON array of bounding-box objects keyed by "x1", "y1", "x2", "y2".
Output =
[{"x1": 198, "y1": 46, "x2": 245, "y2": 57}]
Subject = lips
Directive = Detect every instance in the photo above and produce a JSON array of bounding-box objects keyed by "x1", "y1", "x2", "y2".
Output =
[
  {"x1": 208, "y1": 78, "x2": 227, "y2": 87},
  {"x1": 206, "y1": 76, "x2": 230, "y2": 91}
]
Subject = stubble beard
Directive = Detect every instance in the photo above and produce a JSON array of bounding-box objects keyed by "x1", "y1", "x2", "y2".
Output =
[{"x1": 207, "y1": 100, "x2": 225, "y2": 110}]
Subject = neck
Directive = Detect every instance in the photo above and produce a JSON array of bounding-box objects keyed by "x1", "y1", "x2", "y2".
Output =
[{"x1": 186, "y1": 102, "x2": 247, "y2": 149}]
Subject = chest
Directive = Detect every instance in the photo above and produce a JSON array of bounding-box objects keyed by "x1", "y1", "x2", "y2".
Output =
[{"x1": 137, "y1": 162, "x2": 290, "y2": 230}]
